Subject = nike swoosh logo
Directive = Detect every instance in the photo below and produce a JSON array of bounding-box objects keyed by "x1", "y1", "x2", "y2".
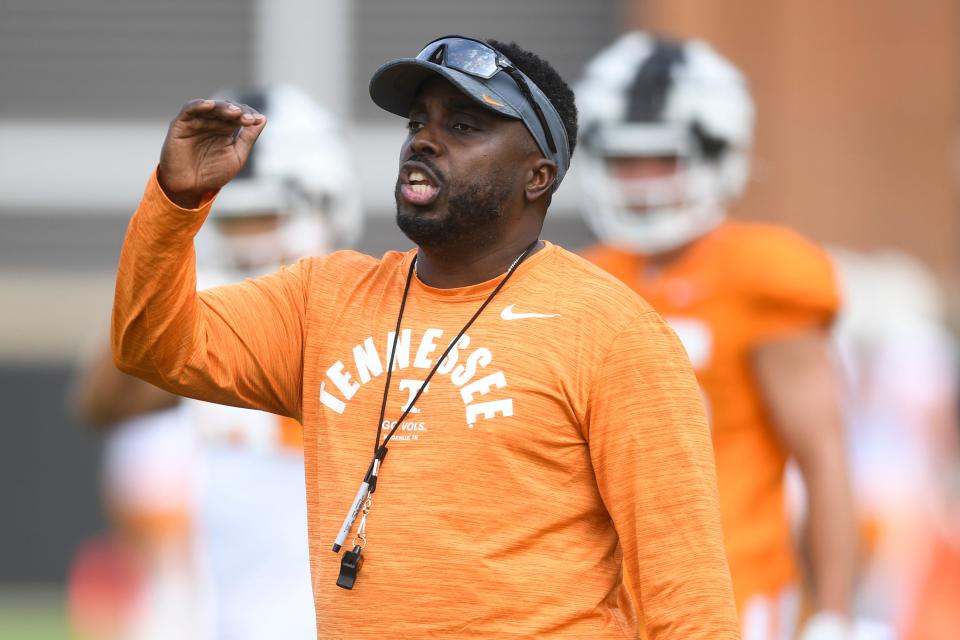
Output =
[
  {"x1": 500, "y1": 304, "x2": 560, "y2": 320},
  {"x1": 481, "y1": 94, "x2": 505, "y2": 107}
]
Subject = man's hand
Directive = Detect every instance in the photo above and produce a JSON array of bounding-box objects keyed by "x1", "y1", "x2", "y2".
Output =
[{"x1": 158, "y1": 99, "x2": 267, "y2": 209}]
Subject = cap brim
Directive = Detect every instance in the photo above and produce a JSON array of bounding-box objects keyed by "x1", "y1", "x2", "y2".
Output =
[{"x1": 369, "y1": 58, "x2": 521, "y2": 120}]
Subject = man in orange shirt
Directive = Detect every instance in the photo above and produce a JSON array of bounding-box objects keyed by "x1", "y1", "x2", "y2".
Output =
[
  {"x1": 111, "y1": 36, "x2": 739, "y2": 637},
  {"x1": 74, "y1": 85, "x2": 360, "y2": 639},
  {"x1": 576, "y1": 33, "x2": 857, "y2": 639}
]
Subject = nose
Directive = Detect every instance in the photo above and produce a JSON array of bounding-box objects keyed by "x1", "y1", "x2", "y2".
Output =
[{"x1": 409, "y1": 123, "x2": 441, "y2": 157}]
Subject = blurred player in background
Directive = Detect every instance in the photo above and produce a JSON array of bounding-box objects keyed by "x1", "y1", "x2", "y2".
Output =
[
  {"x1": 576, "y1": 33, "x2": 857, "y2": 639},
  {"x1": 829, "y1": 249, "x2": 960, "y2": 639},
  {"x1": 66, "y1": 396, "x2": 201, "y2": 640},
  {"x1": 70, "y1": 84, "x2": 361, "y2": 639}
]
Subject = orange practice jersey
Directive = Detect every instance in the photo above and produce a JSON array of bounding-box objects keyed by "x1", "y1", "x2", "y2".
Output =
[
  {"x1": 111, "y1": 173, "x2": 740, "y2": 638},
  {"x1": 585, "y1": 222, "x2": 840, "y2": 611}
]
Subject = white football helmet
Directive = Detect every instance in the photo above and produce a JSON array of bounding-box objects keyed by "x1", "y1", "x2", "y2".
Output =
[
  {"x1": 196, "y1": 84, "x2": 362, "y2": 280},
  {"x1": 576, "y1": 33, "x2": 754, "y2": 254}
]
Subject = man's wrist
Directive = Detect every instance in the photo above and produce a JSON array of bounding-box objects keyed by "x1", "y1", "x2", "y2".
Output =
[{"x1": 156, "y1": 167, "x2": 207, "y2": 210}]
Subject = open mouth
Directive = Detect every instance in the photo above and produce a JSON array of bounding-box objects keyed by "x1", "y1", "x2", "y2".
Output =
[{"x1": 399, "y1": 162, "x2": 441, "y2": 206}]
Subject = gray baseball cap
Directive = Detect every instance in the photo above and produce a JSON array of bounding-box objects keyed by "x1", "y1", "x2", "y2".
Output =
[{"x1": 369, "y1": 36, "x2": 571, "y2": 189}]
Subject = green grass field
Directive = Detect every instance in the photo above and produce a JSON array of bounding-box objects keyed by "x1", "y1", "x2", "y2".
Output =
[{"x1": 0, "y1": 585, "x2": 69, "y2": 640}]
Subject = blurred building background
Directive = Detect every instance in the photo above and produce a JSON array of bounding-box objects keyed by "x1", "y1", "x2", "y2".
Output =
[
  {"x1": 0, "y1": 0, "x2": 957, "y2": 637},
  {"x1": 639, "y1": 0, "x2": 960, "y2": 286}
]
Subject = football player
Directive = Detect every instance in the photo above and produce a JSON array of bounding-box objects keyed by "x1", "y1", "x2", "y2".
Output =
[
  {"x1": 576, "y1": 33, "x2": 857, "y2": 640},
  {"x1": 71, "y1": 84, "x2": 361, "y2": 639}
]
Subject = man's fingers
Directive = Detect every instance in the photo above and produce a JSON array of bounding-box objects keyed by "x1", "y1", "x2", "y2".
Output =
[
  {"x1": 233, "y1": 116, "x2": 268, "y2": 155},
  {"x1": 178, "y1": 98, "x2": 217, "y2": 119},
  {"x1": 174, "y1": 105, "x2": 264, "y2": 141},
  {"x1": 210, "y1": 100, "x2": 264, "y2": 121},
  {"x1": 177, "y1": 99, "x2": 264, "y2": 126}
]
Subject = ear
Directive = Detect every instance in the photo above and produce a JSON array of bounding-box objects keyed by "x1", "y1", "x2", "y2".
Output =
[{"x1": 524, "y1": 158, "x2": 558, "y2": 203}]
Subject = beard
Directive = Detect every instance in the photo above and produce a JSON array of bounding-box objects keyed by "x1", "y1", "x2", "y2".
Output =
[{"x1": 395, "y1": 164, "x2": 513, "y2": 251}]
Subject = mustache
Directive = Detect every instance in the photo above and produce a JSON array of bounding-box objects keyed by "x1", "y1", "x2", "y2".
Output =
[{"x1": 406, "y1": 153, "x2": 446, "y2": 185}]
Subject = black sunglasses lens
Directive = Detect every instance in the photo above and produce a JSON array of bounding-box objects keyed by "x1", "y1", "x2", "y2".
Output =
[
  {"x1": 417, "y1": 41, "x2": 442, "y2": 63},
  {"x1": 417, "y1": 38, "x2": 499, "y2": 79},
  {"x1": 443, "y1": 40, "x2": 499, "y2": 79}
]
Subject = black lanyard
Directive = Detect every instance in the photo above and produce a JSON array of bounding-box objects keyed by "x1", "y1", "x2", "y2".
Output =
[{"x1": 333, "y1": 240, "x2": 540, "y2": 589}]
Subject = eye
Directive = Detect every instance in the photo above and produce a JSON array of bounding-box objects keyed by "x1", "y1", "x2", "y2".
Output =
[
  {"x1": 406, "y1": 120, "x2": 424, "y2": 133},
  {"x1": 452, "y1": 122, "x2": 477, "y2": 133}
]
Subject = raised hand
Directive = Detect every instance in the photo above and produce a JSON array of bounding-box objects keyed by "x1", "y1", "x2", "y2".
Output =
[{"x1": 157, "y1": 99, "x2": 267, "y2": 209}]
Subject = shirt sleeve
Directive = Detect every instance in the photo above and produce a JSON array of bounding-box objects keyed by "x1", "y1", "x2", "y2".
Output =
[
  {"x1": 585, "y1": 310, "x2": 740, "y2": 639},
  {"x1": 111, "y1": 171, "x2": 306, "y2": 420},
  {"x1": 743, "y1": 227, "x2": 841, "y2": 343}
]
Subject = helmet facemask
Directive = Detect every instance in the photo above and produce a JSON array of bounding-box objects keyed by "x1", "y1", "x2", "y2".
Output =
[{"x1": 199, "y1": 177, "x2": 338, "y2": 280}]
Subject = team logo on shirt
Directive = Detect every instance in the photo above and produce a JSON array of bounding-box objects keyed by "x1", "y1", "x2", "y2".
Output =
[
  {"x1": 318, "y1": 328, "x2": 513, "y2": 438},
  {"x1": 499, "y1": 304, "x2": 560, "y2": 320}
]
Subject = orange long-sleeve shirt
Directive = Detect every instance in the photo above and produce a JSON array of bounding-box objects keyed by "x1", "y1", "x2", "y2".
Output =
[{"x1": 111, "y1": 172, "x2": 740, "y2": 638}]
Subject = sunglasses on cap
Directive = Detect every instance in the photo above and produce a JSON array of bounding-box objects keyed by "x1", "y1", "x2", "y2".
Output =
[{"x1": 416, "y1": 36, "x2": 559, "y2": 155}]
